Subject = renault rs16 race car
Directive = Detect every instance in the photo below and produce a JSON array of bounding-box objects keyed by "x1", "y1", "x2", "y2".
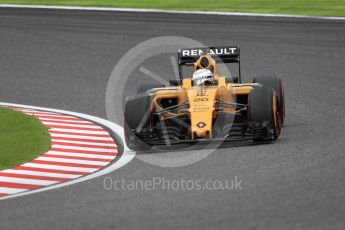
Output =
[{"x1": 124, "y1": 46, "x2": 285, "y2": 150}]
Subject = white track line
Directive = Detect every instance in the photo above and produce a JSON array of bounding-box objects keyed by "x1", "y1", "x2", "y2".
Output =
[
  {"x1": 19, "y1": 109, "x2": 59, "y2": 115},
  {"x1": 50, "y1": 133, "x2": 113, "y2": 141},
  {"x1": 2, "y1": 169, "x2": 81, "y2": 179},
  {"x1": 0, "y1": 4, "x2": 344, "y2": 20},
  {"x1": 49, "y1": 128, "x2": 109, "y2": 135},
  {"x1": 31, "y1": 114, "x2": 81, "y2": 119},
  {"x1": 51, "y1": 145, "x2": 116, "y2": 152},
  {"x1": 0, "y1": 176, "x2": 58, "y2": 186},
  {"x1": 42, "y1": 122, "x2": 101, "y2": 129},
  {"x1": 50, "y1": 133, "x2": 114, "y2": 141},
  {"x1": 39, "y1": 117, "x2": 92, "y2": 124},
  {"x1": 36, "y1": 157, "x2": 108, "y2": 166},
  {"x1": 45, "y1": 151, "x2": 115, "y2": 160},
  {"x1": 0, "y1": 187, "x2": 28, "y2": 194},
  {"x1": 48, "y1": 150, "x2": 116, "y2": 157},
  {"x1": 52, "y1": 140, "x2": 117, "y2": 147},
  {"x1": 23, "y1": 163, "x2": 99, "y2": 172}
]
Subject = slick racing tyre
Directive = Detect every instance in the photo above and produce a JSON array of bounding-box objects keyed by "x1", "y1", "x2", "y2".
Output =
[
  {"x1": 124, "y1": 94, "x2": 152, "y2": 151},
  {"x1": 125, "y1": 83, "x2": 168, "y2": 151},
  {"x1": 248, "y1": 86, "x2": 281, "y2": 141},
  {"x1": 253, "y1": 75, "x2": 285, "y2": 125},
  {"x1": 124, "y1": 121, "x2": 152, "y2": 151}
]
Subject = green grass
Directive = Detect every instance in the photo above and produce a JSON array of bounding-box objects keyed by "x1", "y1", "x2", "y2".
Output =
[
  {"x1": 0, "y1": 107, "x2": 51, "y2": 170},
  {"x1": 0, "y1": 0, "x2": 344, "y2": 16}
]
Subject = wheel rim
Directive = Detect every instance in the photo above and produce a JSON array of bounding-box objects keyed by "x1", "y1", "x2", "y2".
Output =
[
  {"x1": 272, "y1": 91, "x2": 281, "y2": 139},
  {"x1": 280, "y1": 79, "x2": 285, "y2": 124}
]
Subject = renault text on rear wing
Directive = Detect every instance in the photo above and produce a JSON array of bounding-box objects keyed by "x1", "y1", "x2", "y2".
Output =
[
  {"x1": 178, "y1": 46, "x2": 240, "y2": 65},
  {"x1": 177, "y1": 46, "x2": 241, "y2": 82}
]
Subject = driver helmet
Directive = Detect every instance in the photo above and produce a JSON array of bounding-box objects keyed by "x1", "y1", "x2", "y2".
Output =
[{"x1": 192, "y1": 68, "x2": 214, "y2": 86}]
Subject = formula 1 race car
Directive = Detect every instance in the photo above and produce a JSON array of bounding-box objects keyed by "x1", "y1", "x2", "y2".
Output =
[{"x1": 124, "y1": 46, "x2": 285, "y2": 150}]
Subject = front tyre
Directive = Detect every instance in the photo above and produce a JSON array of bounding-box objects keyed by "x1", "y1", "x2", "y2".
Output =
[
  {"x1": 248, "y1": 86, "x2": 281, "y2": 141},
  {"x1": 124, "y1": 94, "x2": 153, "y2": 151},
  {"x1": 253, "y1": 75, "x2": 285, "y2": 125},
  {"x1": 124, "y1": 121, "x2": 152, "y2": 151}
]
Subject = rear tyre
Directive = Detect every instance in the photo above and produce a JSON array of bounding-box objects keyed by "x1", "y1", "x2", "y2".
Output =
[
  {"x1": 248, "y1": 86, "x2": 281, "y2": 141},
  {"x1": 253, "y1": 75, "x2": 285, "y2": 125}
]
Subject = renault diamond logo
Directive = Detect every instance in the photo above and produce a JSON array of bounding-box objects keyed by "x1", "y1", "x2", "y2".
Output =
[{"x1": 196, "y1": 122, "x2": 206, "y2": 128}]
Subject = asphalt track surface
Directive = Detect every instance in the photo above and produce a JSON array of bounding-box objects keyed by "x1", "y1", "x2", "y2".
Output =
[{"x1": 0, "y1": 8, "x2": 345, "y2": 230}]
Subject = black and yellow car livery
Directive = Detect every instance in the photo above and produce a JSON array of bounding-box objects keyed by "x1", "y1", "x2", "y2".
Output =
[{"x1": 124, "y1": 46, "x2": 285, "y2": 150}]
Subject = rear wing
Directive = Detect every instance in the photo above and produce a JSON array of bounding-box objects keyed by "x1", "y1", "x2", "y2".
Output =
[{"x1": 177, "y1": 46, "x2": 241, "y2": 82}]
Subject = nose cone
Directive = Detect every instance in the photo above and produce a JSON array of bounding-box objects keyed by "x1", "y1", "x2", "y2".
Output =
[
  {"x1": 187, "y1": 86, "x2": 217, "y2": 139},
  {"x1": 194, "y1": 130, "x2": 209, "y2": 139},
  {"x1": 194, "y1": 121, "x2": 208, "y2": 138}
]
